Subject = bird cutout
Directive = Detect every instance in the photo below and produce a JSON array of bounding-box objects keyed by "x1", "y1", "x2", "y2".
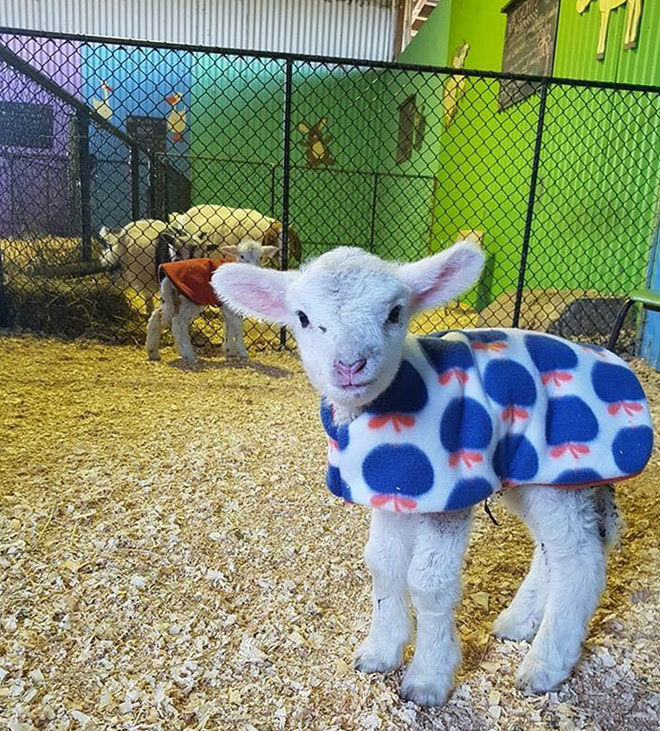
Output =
[
  {"x1": 443, "y1": 41, "x2": 470, "y2": 129},
  {"x1": 165, "y1": 92, "x2": 187, "y2": 143},
  {"x1": 92, "y1": 81, "x2": 113, "y2": 120},
  {"x1": 297, "y1": 117, "x2": 335, "y2": 169},
  {"x1": 577, "y1": 0, "x2": 643, "y2": 61}
]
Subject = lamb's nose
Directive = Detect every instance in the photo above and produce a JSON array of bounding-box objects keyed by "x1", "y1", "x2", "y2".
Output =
[{"x1": 335, "y1": 358, "x2": 367, "y2": 377}]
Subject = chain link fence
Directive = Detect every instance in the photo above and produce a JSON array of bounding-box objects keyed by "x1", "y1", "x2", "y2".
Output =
[{"x1": 1, "y1": 29, "x2": 659, "y2": 353}]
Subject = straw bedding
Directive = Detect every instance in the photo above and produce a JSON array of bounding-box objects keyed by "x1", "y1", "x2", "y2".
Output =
[{"x1": 0, "y1": 335, "x2": 658, "y2": 730}]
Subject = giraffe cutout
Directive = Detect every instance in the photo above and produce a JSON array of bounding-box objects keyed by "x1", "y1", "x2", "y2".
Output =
[{"x1": 577, "y1": 0, "x2": 643, "y2": 61}]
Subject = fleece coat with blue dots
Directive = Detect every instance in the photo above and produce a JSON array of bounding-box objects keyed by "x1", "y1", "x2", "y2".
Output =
[{"x1": 321, "y1": 329, "x2": 653, "y2": 513}]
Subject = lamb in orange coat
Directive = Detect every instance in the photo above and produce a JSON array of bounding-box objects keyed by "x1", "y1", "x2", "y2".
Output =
[{"x1": 146, "y1": 239, "x2": 277, "y2": 362}]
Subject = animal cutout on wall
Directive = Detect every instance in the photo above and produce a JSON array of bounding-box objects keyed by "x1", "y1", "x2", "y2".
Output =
[
  {"x1": 577, "y1": 0, "x2": 643, "y2": 60},
  {"x1": 165, "y1": 92, "x2": 187, "y2": 142},
  {"x1": 443, "y1": 42, "x2": 470, "y2": 128},
  {"x1": 92, "y1": 81, "x2": 113, "y2": 120},
  {"x1": 297, "y1": 117, "x2": 335, "y2": 169}
]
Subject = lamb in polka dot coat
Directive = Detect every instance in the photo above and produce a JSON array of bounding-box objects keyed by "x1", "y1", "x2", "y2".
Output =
[
  {"x1": 321, "y1": 330, "x2": 652, "y2": 513},
  {"x1": 212, "y1": 242, "x2": 654, "y2": 707}
]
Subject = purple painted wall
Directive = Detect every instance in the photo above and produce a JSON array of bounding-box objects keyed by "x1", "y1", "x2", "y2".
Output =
[{"x1": 0, "y1": 36, "x2": 81, "y2": 236}]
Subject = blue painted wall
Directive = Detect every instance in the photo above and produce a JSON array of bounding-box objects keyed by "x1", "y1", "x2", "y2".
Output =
[
  {"x1": 640, "y1": 220, "x2": 660, "y2": 367},
  {"x1": 81, "y1": 44, "x2": 192, "y2": 230}
]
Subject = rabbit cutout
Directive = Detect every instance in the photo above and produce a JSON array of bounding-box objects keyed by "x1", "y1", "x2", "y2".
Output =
[{"x1": 297, "y1": 117, "x2": 335, "y2": 169}]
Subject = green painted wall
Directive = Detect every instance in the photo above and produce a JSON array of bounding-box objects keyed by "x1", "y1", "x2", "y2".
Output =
[
  {"x1": 190, "y1": 56, "x2": 383, "y2": 259},
  {"x1": 369, "y1": 67, "x2": 446, "y2": 261},
  {"x1": 427, "y1": 0, "x2": 540, "y2": 306},
  {"x1": 411, "y1": 0, "x2": 660, "y2": 308},
  {"x1": 190, "y1": 55, "x2": 285, "y2": 213},
  {"x1": 186, "y1": 0, "x2": 660, "y2": 308},
  {"x1": 288, "y1": 64, "x2": 384, "y2": 258},
  {"x1": 370, "y1": 0, "x2": 451, "y2": 262}
]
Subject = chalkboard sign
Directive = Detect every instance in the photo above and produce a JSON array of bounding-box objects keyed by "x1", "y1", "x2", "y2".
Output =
[
  {"x1": 499, "y1": 0, "x2": 559, "y2": 110},
  {"x1": 126, "y1": 115, "x2": 167, "y2": 152},
  {"x1": 0, "y1": 101, "x2": 54, "y2": 149}
]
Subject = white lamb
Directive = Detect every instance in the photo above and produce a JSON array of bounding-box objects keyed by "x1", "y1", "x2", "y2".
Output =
[
  {"x1": 146, "y1": 238, "x2": 277, "y2": 363},
  {"x1": 169, "y1": 205, "x2": 302, "y2": 267},
  {"x1": 99, "y1": 219, "x2": 202, "y2": 314},
  {"x1": 211, "y1": 243, "x2": 652, "y2": 706}
]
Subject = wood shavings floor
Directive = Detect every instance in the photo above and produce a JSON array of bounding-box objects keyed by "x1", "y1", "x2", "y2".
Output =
[{"x1": 0, "y1": 335, "x2": 658, "y2": 731}]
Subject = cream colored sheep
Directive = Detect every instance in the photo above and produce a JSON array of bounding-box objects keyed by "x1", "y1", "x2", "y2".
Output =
[
  {"x1": 99, "y1": 219, "x2": 201, "y2": 314},
  {"x1": 170, "y1": 205, "x2": 301, "y2": 267}
]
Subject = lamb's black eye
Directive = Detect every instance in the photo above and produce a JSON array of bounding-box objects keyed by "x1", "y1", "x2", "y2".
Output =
[
  {"x1": 297, "y1": 311, "x2": 310, "y2": 328},
  {"x1": 387, "y1": 305, "x2": 402, "y2": 324}
]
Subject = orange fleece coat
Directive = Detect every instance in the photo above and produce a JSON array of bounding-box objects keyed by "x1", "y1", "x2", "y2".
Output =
[{"x1": 159, "y1": 258, "x2": 235, "y2": 306}]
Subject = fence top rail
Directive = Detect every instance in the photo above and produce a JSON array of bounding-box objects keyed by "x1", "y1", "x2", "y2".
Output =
[{"x1": 3, "y1": 25, "x2": 660, "y2": 95}]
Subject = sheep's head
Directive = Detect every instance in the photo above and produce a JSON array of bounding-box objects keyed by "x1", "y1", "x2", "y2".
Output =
[
  {"x1": 98, "y1": 226, "x2": 122, "y2": 278},
  {"x1": 221, "y1": 238, "x2": 279, "y2": 267},
  {"x1": 98, "y1": 225, "x2": 120, "y2": 252},
  {"x1": 212, "y1": 242, "x2": 484, "y2": 408},
  {"x1": 159, "y1": 225, "x2": 207, "y2": 260}
]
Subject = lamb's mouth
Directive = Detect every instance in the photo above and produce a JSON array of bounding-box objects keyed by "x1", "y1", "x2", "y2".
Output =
[{"x1": 338, "y1": 379, "x2": 375, "y2": 392}]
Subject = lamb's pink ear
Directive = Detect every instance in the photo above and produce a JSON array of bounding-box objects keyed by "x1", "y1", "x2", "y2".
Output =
[
  {"x1": 220, "y1": 245, "x2": 238, "y2": 258},
  {"x1": 260, "y1": 245, "x2": 279, "y2": 260},
  {"x1": 211, "y1": 264, "x2": 298, "y2": 325},
  {"x1": 399, "y1": 241, "x2": 485, "y2": 312}
]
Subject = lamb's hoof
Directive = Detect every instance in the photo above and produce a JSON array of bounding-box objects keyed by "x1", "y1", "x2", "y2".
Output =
[
  {"x1": 147, "y1": 351, "x2": 161, "y2": 361},
  {"x1": 354, "y1": 641, "x2": 403, "y2": 674},
  {"x1": 515, "y1": 652, "x2": 569, "y2": 695},
  {"x1": 492, "y1": 608, "x2": 539, "y2": 642},
  {"x1": 400, "y1": 670, "x2": 453, "y2": 707}
]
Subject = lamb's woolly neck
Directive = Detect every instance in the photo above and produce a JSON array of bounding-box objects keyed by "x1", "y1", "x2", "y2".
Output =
[
  {"x1": 329, "y1": 402, "x2": 364, "y2": 426},
  {"x1": 320, "y1": 329, "x2": 653, "y2": 514}
]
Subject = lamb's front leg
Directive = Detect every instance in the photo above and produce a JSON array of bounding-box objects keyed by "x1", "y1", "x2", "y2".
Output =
[
  {"x1": 234, "y1": 313, "x2": 249, "y2": 359},
  {"x1": 171, "y1": 297, "x2": 203, "y2": 363},
  {"x1": 355, "y1": 509, "x2": 414, "y2": 674},
  {"x1": 221, "y1": 305, "x2": 247, "y2": 358},
  {"x1": 401, "y1": 509, "x2": 471, "y2": 707}
]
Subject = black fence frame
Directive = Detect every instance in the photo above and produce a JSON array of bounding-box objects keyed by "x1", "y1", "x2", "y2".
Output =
[{"x1": 1, "y1": 26, "x2": 660, "y2": 348}]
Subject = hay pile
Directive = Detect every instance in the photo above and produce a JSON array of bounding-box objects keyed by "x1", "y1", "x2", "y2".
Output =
[
  {"x1": 1, "y1": 236, "x2": 90, "y2": 273},
  {"x1": 0, "y1": 336, "x2": 659, "y2": 730},
  {"x1": 4, "y1": 274, "x2": 143, "y2": 342}
]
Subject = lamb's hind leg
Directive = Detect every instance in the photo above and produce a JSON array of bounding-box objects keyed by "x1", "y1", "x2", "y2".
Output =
[
  {"x1": 146, "y1": 307, "x2": 164, "y2": 361},
  {"x1": 355, "y1": 510, "x2": 414, "y2": 674},
  {"x1": 493, "y1": 492, "x2": 548, "y2": 642},
  {"x1": 146, "y1": 280, "x2": 173, "y2": 361},
  {"x1": 401, "y1": 509, "x2": 472, "y2": 707},
  {"x1": 509, "y1": 486, "x2": 607, "y2": 694}
]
